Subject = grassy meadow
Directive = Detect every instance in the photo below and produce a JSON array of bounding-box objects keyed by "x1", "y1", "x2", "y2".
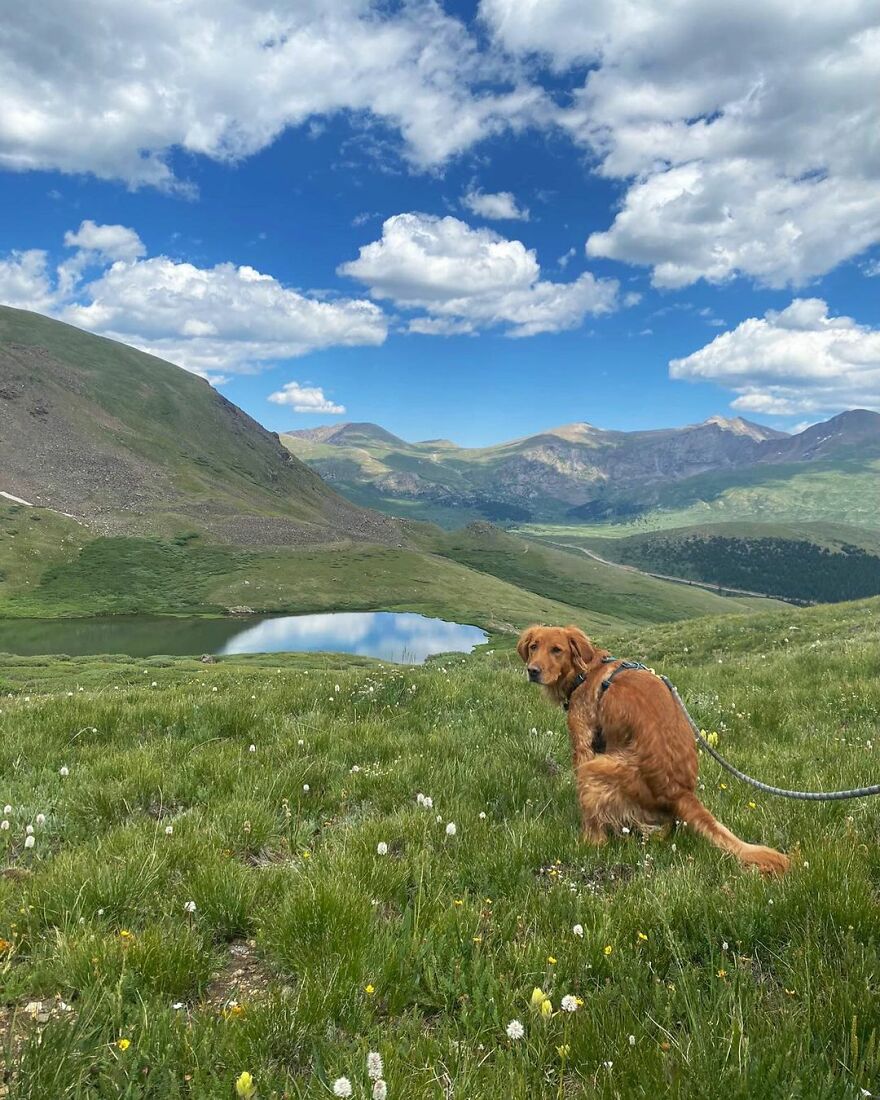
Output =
[{"x1": 2, "y1": 598, "x2": 880, "y2": 1097}]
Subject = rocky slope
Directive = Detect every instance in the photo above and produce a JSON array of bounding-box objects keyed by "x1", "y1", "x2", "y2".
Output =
[{"x1": 0, "y1": 306, "x2": 406, "y2": 546}]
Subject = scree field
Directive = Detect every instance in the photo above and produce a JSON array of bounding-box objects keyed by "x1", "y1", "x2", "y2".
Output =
[{"x1": 1, "y1": 598, "x2": 879, "y2": 1098}]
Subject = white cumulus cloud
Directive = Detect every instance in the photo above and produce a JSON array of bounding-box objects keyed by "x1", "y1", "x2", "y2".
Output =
[
  {"x1": 461, "y1": 188, "x2": 529, "y2": 221},
  {"x1": 482, "y1": 0, "x2": 880, "y2": 288},
  {"x1": 340, "y1": 212, "x2": 618, "y2": 337},
  {"x1": 0, "y1": 0, "x2": 547, "y2": 188},
  {"x1": 0, "y1": 222, "x2": 388, "y2": 379},
  {"x1": 669, "y1": 298, "x2": 880, "y2": 416},
  {"x1": 268, "y1": 382, "x2": 345, "y2": 414}
]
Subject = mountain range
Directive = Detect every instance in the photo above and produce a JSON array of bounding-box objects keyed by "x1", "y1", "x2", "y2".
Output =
[{"x1": 283, "y1": 411, "x2": 880, "y2": 530}]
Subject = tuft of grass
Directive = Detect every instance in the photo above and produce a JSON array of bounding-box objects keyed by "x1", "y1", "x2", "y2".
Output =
[{"x1": 1, "y1": 598, "x2": 879, "y2": 1096}]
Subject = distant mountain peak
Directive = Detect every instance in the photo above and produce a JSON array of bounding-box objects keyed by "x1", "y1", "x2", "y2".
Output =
[
  {"x1": 286, "y1": 422, "x2": 406, "y2": 447},
  {"x1": 546, "y1": 421, "x2": 603, "y2": 441},
  {"x1": 697, "y1": 415, "x2": 788, "y2": 441}
]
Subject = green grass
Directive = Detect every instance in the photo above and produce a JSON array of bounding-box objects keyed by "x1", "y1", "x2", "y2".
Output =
[
  {"x1": 431, "y1": 524, "x2": 780, "y2": 624},
  {"x1": 0, "y1": 516, "x2": 781, "y2": 633},
  {"x1": 2, "y1": 598, "x2": 880, "y2": 1096}
]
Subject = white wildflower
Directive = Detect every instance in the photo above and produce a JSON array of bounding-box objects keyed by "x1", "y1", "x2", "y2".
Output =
[
  {"x1": 416, "y1": 792, "x2": 425, "y2": 805},
  {"x1": 628, "y1": 1035, "x2": 636, "y2": 1047},
  {"x1": 561, "y1": 995, "x2": 579, "y2": 1013},
  {"x1": 478, "y1": 811, "x2": 486, "y2": 820},
  {"x1": 35, "y1": 814, "x2": 45, "y2": 826},
  {"x1": 59, "y1": 766, "x2": 69, "y2": 777},
  {"x1": 350, "y1": 765, "x2": 361, "y2": 774},
  {"x1": 423, "y1": 796, "x2": 433, "y2": 809},
  {"x1": 25, "y1": 825, "x2": 33, "y2": 835},
  {"x1": 303, "y1": 784, "x2": 310, "y2": 793},
  {"x1": 184, "y1": 900, "x2": 196, "y2": 914},
  {"x1": 165, "y1": 825, "x2": 174, "y2": 836},
  {"x1": 445, "y1": 822, "x2": 457, "y2": 837},
  {"x1": 151, "y1": 681, "x2": 158, "y2": 687},
  {"x1": 376, "y1": 842, "x2": 388, "y2": 856},
  {"x1": 248, "y1": 744, "x2": 256, "y2": 753},
  {"x1": 24, "y1": 835, "x2": 35, "y2": 849},
  {"x1": 572, "y1": 924, "x2": 584, "y2": 938},
  {"x1": 3, "y1": 804, "x2": 11, "y2": 815},
  {"x1": 333, "y1": 1078, "x2": 352, "y2": 1097},
  {"x1": 367, "y1": 1051, "x2": 384, "y2": 1080},
  {"x1": 0, "y1": 820, "x2": 9, "y2": 831},
  {"x1": 506, "y1": 1019, "x2": 525, "y2": 1040},
  {"x1": 372, "y1": 1081, "x2": 387, "y2": 1100}
]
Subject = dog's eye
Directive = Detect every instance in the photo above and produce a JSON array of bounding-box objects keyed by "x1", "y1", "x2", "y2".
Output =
[
  {"x1": 529, "y1": 642, "x2": 537, "y2": 651},
  {"x1": 551, "y1": 646, "x2": 562, "y2": 655}
]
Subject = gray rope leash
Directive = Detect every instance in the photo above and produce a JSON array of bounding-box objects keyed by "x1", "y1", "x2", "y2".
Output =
[{"x1": 661, "y1": 676, "x2": 880, "y2": 801}]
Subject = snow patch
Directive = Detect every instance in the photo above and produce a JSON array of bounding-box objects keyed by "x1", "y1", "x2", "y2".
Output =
[{"x1": 0, "y1": 491, "x2": 33, "y2": 506}]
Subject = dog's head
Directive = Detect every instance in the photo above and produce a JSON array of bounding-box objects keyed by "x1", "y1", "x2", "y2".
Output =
[{"x1": 516, "y1": 624, "x2": 595, "y2": 689}]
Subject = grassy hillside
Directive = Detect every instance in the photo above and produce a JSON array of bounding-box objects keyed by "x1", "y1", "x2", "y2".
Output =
[
  {"x1": 430, "y1": 523, "x2": 781, "y2": 624},
  {"x1": 1, "y1": 597, "x2": 878, "y2": 1096},
  {"x1": 524, "y1": 521, "x2": 880, "y2": 605},
  {"x1": 574, "y1": 522, "x2": 880, "y2": 605},
  {"x1": 0, "y1": 307, "x2": 402, "y2": 546}
]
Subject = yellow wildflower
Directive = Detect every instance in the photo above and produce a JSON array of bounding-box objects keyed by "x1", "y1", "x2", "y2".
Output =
[
  {"x1": 603, "y1": 944, "x2": 613, "y2": 956},
  {"x1": 707, "y1": 731, "x2": 719, "y2": 747},
  {"x1": 0, "y1": 938, "x2": 12, "y2": 953},
  {"x1": 547, "y1": 955, "x2": 557, "y2": 964},
  {"x1": 637, "y1": 932, "x2": 648, "y2": 942},
  {"x1": 530, "y1": 987, "x2": 548, "y2": 1008},
  {"x1": 364, "y1": 984, "x2": 375, "y2": 995},
  {"x1": 116, "y1": 1038, "x2": 130, "y2": 1051},
  {"x1": 556, "y1": 1044, "x2": 571, "y2": 1059},
  {"x1": 716, "y1": 969, "x2": 727, "y2": 979},
  {"x1": 222, "y1": 1003, "x2": 246, "y2": 1019},
  {"x1": 540, "y1": 998, "x2": 553, "y2": 1018},
  {"x1": 235, "y1": 1071, "x2": 256, "y2": 1099}
]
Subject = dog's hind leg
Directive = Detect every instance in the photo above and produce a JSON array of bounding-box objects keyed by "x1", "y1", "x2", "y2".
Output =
[
  {"x1": 674, "y1": 793, "x2": 789, "y2": 876},
  {"x1": 574, "y1": 755, "x2": 641, "y2": 845}
]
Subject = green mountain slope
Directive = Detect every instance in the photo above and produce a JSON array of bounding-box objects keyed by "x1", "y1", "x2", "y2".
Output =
[
  {"x1": 567, "y1": 522, "x2": 880, "y2": 605},
  {"x1": 0, "y1": 306, "x2": 402, "y2": 545}
]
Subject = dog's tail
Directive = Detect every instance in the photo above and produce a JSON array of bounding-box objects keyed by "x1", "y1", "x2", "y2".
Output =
[{"x1": 674, "y1": 793, "x2": 789, "y2": 876}]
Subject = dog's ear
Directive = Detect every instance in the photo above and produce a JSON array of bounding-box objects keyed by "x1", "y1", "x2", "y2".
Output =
[
  {"x1": 566, "y1": 625, "x2": 594, "y2": 669},
  {"x1": 517, "y1": 627, "x2": 537, "y2": 664}
]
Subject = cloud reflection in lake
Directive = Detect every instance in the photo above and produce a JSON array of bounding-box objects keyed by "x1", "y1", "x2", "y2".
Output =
[{"x1": 218, "y1": 611, "x2": 486, "y2": 663}]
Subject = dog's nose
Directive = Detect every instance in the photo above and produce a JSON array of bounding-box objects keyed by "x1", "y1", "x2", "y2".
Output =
[{"x1": 527, "y1": 666, "x2": 542, "y2": 682}]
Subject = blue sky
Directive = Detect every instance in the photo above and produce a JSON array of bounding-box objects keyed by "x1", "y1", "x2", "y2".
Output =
[{"x1": 1, "y1": 1, "x2": 879, "y2": 446}]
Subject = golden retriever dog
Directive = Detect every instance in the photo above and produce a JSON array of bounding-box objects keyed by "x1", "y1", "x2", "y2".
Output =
[{"x1": 518, "y1": 625, "x2": 789, "y2": 876}]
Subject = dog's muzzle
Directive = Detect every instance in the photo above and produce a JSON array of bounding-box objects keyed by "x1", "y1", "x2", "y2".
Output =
[{"x1": 527, "y1": 667, "x2": 542, "y2": 683}]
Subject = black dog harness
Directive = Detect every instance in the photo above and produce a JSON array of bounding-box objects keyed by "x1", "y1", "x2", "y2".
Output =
[{"x1": 562, "y1": 656, "x2": 650, "y2": 754}]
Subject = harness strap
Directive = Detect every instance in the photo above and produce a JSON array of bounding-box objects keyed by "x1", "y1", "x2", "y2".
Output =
[{"x1": 600, "y1": 657, "x2": 649, "y2": 694}]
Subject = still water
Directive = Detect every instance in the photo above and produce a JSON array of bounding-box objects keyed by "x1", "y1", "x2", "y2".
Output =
[{"x1": 0, "y1": 611, "x2": 487, "y2": 663}]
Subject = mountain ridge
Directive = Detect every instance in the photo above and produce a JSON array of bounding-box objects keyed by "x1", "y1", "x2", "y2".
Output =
[{"x1": 282, "y1": 410, "x2": 880, "y2": 528}]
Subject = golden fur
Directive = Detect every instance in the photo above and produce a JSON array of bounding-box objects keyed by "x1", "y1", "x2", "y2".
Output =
[{"x1": 518, "y1": 625, "x2": 789, "y2": 876}]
